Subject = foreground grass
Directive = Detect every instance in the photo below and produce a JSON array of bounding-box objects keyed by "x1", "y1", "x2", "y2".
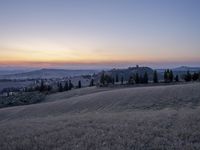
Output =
[
  {"x1": 0, "y1": 108, "x2": 200, "y2": 150},
  {"x1": 0, "y1": 83, "x2": 200, "y2": 150}
]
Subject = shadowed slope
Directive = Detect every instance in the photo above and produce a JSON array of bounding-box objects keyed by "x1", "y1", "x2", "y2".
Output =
[{"x1": 0, "y1": 83, "x2": 200, "y2": 121}]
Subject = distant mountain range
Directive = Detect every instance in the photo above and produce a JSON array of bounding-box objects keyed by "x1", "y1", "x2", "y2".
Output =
[
  {"x1": 173, "y1": 66, "x2": 200, "y2": 72},
  {"x1": 157, "y1": 66, "x2": 200, "y2": 73},
  {"x1": 0, "y1": 70, "x2": 34, "y2": 75},
  {"x1": 0, "y1": 69, "x2": 100, "y2": 79},
  {"x1": 0, "y1": 66, "x2": 199, "y2": 80}
]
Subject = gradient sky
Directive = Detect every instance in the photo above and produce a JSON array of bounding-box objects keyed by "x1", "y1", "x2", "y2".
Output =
[{"x1": 0, "y1": 0, "x2": 200, "y2": 69}]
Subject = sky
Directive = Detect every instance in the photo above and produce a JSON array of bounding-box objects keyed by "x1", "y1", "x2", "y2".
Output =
[{"x1": 0, "y1": 0, "x2": 200, "y2": 69}]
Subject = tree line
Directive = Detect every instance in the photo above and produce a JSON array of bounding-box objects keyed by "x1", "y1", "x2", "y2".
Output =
[
  {"x1": 24, "y1": 70, "x2": 200, "y2": 93},
  {"x1": 36, "y1": 78, "x2": 95, "y2": 93},
  {"x1": 100, "y1": 70, "x2": 200, "y2": 86}
]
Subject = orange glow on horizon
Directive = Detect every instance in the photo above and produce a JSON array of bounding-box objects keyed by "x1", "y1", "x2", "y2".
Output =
[{"x1": 0, "y1": 45, "x2": 200, "y2": 67}]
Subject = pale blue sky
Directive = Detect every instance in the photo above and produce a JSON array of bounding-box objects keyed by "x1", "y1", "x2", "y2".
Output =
[{"x1": 0, "y1": 0, "x2": 200, "y2": 69}]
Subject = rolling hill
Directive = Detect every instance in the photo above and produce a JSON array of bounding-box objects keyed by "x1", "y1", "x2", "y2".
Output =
[
  {"x1": 0, "y1": 69, "x2": 100, "y2": 79},
  {"x1": 173, "y1": 66, "x2": 200, "y2": 72},
  {"x1": 157, "y1": 66, "x2": 200, "y2": 73},
  {"x1": 0, "y1": 83, "x2": 200, "y2": 149}
]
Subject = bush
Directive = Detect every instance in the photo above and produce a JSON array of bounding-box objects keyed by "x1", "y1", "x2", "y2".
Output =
[
  {"x1": 184, "y1": 71, "x2": 192, "y2": 82},
  {"x1": 192, "y1": 73, "x2": 199, "y2": 81},
  {"x1": 0, "y1": 92, "x2": 45, "y2": 108}
]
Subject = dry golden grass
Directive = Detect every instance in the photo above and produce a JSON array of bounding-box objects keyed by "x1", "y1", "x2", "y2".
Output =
[{"x1": 0, "y1": 83, "x2": 200, "y2": 149}]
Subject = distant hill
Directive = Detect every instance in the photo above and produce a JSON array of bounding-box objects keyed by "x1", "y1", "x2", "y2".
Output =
[
  {"x1": 1, "y1": 66, "x2": 199, "y2": 80},
  {"x1": 173, "y1": 66, "x2": 200, "y2": 72},
  {"x1": 157, "y1": 66, "x2": 200, "y2": 74},
  {"x1": 96, "y1": 66, "x2": 155, "y2": 81},
  {"x1": 0, "y1": 69, "x2": 100, "y2": 79},
  {"x1": 0, "y1": 70, "x2": 32, "y2": 75}
]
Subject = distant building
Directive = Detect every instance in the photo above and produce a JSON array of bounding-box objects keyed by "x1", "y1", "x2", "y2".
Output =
[
  {"x1": 0, "y1": 87, "x2": 20, "y2": 97},
  {"x1": 9, "y1": 91, "x2": 18, "y2": 96}
]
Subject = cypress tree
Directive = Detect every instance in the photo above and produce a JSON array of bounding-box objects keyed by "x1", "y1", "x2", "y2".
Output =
[
  {"x1": 164, "y1": 69, "x2": 173, "y2": 82},
  {"x1": 139, "y1": 75, "x2": 143, "y2": 83},
  {"x1": 153, "y1": 70, "x2": 158, "y2": 83},
  {"x1": 69, "y1": 80, "x2": 73, "y2": 90},
  {"x1": 100, "y1": 71, "x2": 105, "y2": 85},
  {"x1": 167, "y1": 69, "x2": 170, "y2": 82},
  {"x1": 192, "y1": 72, "x2": 199, "y2": 81},
  {"x1": 175, "y1": 75, "x2": 179, "y2": 82},
  {"x1": 144, "y1": 72, "x2": 148, "y2": 84},
  {"x1": 184, "y1": 71, "x2": 192, "y2": 82},
  {"x1": 64, "y1": 81, "x2": 69, "y2": 91},
  {"x1": 78, "y1": 80, "x2": 82, "y2": 88},
  {"x1": 112, "y1": 77, "x2": 115, "y2": 85},
  {"x1": 199, "y1": 72, "x2": 200, "y2": 81},
  {"x1": 90, "y1": 79, "x2": 94, "y2": 86},
  {"x1": 116, "y1": 74, "x2": 119, "y2": 83},
  {"x1": 47, "y1": 85, "x2": 52, "y2": 92},
  {"x1": 58, "y1": 83, "x2": 63, "y2": 92},
  {"x1": 121, "y1": 76, "x2": 124, "y2": 85},
  {"x1": 164, "y1": 70, "x2": 167, "y2": 82},
  {"x1": 135, "y1": 73, "x2": 139, "y2": 84},
  {"x1": 40, "y1": 80, "x2": 45, "y2": 92},
  {"x1": 128, "y1": 76, "x2": 134, "y2": 84},
  {"x1": 104, "y1": 74, "x2": 112, "y2": 84},
  {"x1": 169, "y1": 70, "x2": 174, "y2": 82}
]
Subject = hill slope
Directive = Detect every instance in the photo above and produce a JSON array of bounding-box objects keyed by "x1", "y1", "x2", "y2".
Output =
[
  {"x1": 0, "y1": 83, "x2": 200, "y2": 149},
  {"x1": 0, "y1": 83, "x2": 199, "y2": 119},
  {"x1": 0, "y1": 69, "x2": 99, "y2": 79}
]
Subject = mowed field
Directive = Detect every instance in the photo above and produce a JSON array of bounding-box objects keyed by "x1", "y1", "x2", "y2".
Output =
[{"x1": 0, "y1": 83, "x2": 200, "y2": 149}]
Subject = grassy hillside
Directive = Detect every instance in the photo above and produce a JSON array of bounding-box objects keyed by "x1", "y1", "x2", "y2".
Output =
[{"x1": 0, "y1": 83, "x2": 200, "y2": 149}]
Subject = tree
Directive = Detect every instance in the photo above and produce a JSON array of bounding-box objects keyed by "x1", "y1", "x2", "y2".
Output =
[
  {"x1": 64, "y1": 81, "x2": 69, "y2": 91},
  {"x1": 169, "y1": 70, "x2": 174, "y2": 82},
  {"x1": 143, "y1": 72, "x2": 148, "y2": 84},
  {"x1": 47, "y1": 85, "x2": 52, "y2": 92},
  {"x1": 175, "y1": 75, "x2": 179, "y2": 82},
  {"x1": 135, "y1": 73, "x2": 140, "y2": 84},
  {"x1": 116, "y1": 74, "x2": 119, "y2": 83},
  {"x1": 90, "y1": 79, "x2": 94, "y2": 86},
  {"x1": 164, "y1": 69, "x2": 174, "y2": 83},
  {"x1": 192, "y1": 72, "x2": 199, "y2": 81},
  {"x1": 164, "y1": 70, "x2": 168, "y2": 82},
  {"x1": 184, "y1": 71, "x2": 192, "y2": 82},
  {"x1": 199, "y1": 72, "x2": 200, "y2": 81},
  {"x1": 39, "y1": 80, "x2": 45, "y2": 92},
  {"x1": 153, "y1": 70, "x2": 158, "y2": 83},
  {"x1": 100, "y1": 71, "x2": 105, "y2": 85},
  {"x1": 128, "y1": 76, "x2": 134, "y2": 85},
  {"x1": 58, "y1": 83, "x2": 63, "y2": 92},
  {"x1": 139, "y1": 75, "x2": 143, "y2": 84},
  {"x1": 104, "y1": 74, "x2": 112, "y2": 84},
  {"x1": 121, "y1": 76, "x2": 124, "y2": 85},
  {"x1": 69, "y1": 80, "x2": 73, "y2": 90},
  {"x1": 112, "y1": 77, "x2": 115, "y2": 85},
  {"x1": 78, "y1": 80, "x2": 82, "y2": 88}
]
